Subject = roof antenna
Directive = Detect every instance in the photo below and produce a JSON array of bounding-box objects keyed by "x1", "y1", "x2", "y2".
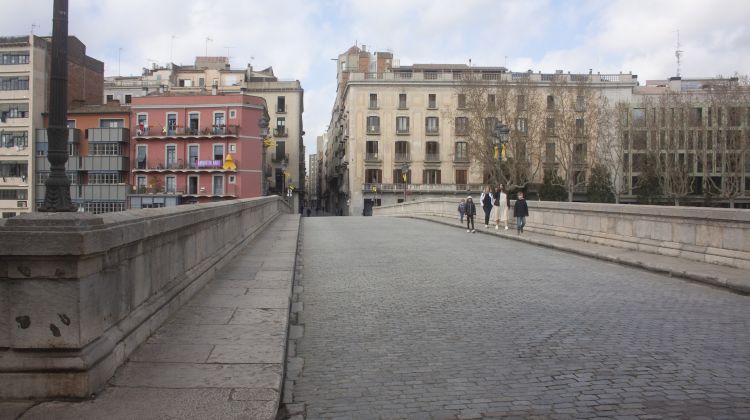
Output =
[{"x1": 675, "y1": 30, "x2": 684, "y2": 77}]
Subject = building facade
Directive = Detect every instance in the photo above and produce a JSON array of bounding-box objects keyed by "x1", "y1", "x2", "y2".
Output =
[
  {"x1": 128, "y1": 93, "x2": 266, "y2": 208},
  {"x1": 104, "y1": 57, "x2": 304, "y2": 210},
  {"x1": 325, "y1": 46, "x2": 637, "y2": 216},
  {"x1": 35, "y1": 103, "x2": 131, "y2": 213},
  {"x1": 0, "y1": 35, "x2": 102, "y2": 217}
]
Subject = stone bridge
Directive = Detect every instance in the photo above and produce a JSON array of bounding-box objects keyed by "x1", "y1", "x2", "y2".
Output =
[{"x1": 1, "y1": 199, "x2": 749, "y2": 419}]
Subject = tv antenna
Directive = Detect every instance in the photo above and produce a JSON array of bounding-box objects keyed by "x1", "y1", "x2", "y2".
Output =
[
  {"x1": 30, "y1": 23, "x2": 38, "y2": 35},
  {"x1": 674, "y1": 30, "x2": 684, "y2": 77}
]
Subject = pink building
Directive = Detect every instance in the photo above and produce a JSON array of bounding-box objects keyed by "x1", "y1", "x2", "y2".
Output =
[{"x1": 128, "y1": 93, "x2": 267, "y2": 208}]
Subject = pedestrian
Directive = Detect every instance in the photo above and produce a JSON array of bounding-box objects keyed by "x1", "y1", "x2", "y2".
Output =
[
  {"x1": 514, "y1": 191, "x2": 529, "y2": 234},
  {"x1": 479, "y1": 185, "x2": 494, "y2": 228},
  {"x1": 465, "y1": 196, "x2": 476, "y2": 233},
  {"x1": 494, "y1": 184, "x2": 510, "y2": 230},
  {"x1": 306, "y1": 208, "x2": 311, "y2": 217},
  {"x1": 458, "y1": 198, "x2": 465, "y2": 224}
]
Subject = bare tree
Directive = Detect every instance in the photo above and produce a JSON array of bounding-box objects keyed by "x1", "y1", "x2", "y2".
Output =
[
  {"x1": 545, "y1": 77, "x2": 606, "y2": 201},
  {"x1": 594, "y1": 99, "x2": 629, "y2": 203},
  {"x1": 453, "y1": 72, "x2": 544, "y2": 191}
]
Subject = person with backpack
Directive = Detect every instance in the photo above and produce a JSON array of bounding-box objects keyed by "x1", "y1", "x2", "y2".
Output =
[
  {"x1": 479, "y1": 185, "x2": 494, "y2": 228},
  {"x1": 465, "y1": 196, "x2": 476, "y2": 233},
  {"x1": 458, "y1": 198, "x2": 466, "y2": 224}
]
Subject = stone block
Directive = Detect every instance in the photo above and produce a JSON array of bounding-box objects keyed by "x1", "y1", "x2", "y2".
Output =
[
  {"x1": 615, "y1": 219, "x2": 634, "y2": 237},
  {"x1": 722, "y1": 226, "x2": 743, "y2": 251},
  {"x1": 8, "y1": 279, "x2": 81, "y2": 348},
  {"x1": 651, "y1": 221, "x2": 673, "y2": 242},
  {"x1": 673, "y1": 223, "x2": 696, "y2": 246},
  {"x1": 633, "y1": 220, "x2": 654, "y2": 239}
]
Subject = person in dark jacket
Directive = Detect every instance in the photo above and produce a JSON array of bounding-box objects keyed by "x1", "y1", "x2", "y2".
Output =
[
  {"x1": 465, "y1": 196, "x2": 476, "y2": 233},
  {"x1": 479, "y1": 185, "x2": 494, "y2": 228},
  {"x1": 514, "y1": 191, "x2": 529, "y2": 234}
]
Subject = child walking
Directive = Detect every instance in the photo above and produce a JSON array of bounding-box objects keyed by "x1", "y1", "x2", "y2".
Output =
[
  {"x1": 514, "y1": 191, "x2": 529, "y2": 234},
  {"x1": 465, "y1": 196, "x2": 476, "y2": 233}
]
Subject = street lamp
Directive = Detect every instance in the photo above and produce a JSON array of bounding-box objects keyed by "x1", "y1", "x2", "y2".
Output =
[{"x1": 492, "y1": 122, "x2": 510, "y2": 162}]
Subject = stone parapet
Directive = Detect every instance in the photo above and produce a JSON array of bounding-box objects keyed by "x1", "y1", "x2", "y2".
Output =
[
  {"x1": 0, "y1": 197, "x2": 290, "y2": 399},
  {"x1": 374, "y1": 199, "x2": 750, "y2": 270}
]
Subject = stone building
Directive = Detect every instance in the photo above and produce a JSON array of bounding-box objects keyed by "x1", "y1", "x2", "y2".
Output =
[
  {"x1": 324, "y1": 46, "x2": 636, "y2": 216},
  {"x1": 104, "y1": 57, "x2": 304, "y2": 211},
  {"x1": 0, "y1": 35, "x2": 102, "y2": 216}
]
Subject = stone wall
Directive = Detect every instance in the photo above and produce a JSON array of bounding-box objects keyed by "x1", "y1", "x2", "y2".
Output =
[
  {"x1": 374, "y1": 199, "x2": 750, "y2": 270},
  {"x1": 0, "y1": 197, "x2": 290, "y2": 399}
]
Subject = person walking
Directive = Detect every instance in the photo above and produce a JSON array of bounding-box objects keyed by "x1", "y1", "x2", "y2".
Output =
[
  {"x1": 458, "y1": 198, "x2": 466, "y2": 224},
  {"x1": 479, "y1": 185, "x2": 494, "y2": 228},
  {"x1": 465, "y1": 196, "x2": 476, "y2": 233},
  {"x1": 494, "y1": 184, "x2": 510, "y2": 230},
  {"x1": 514, "y1": 191, "x2": 529, "y2": 234}
]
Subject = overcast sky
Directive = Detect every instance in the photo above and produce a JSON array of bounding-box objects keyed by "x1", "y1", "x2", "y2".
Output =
[{"x1": 4, "y1": 0, "x2": 750, "y2": 154}]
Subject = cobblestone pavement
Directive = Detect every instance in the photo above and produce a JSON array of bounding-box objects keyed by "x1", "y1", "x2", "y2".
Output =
[{"x1": 289, "y1": 217, "x2": 750, "y2": 419}]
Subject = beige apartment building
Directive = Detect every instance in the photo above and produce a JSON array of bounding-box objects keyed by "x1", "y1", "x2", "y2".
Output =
[
  {"x1": 0, "y1": 35, "x2": 102, "y2": 217},
  {"x1": 324, "y1": 46, "x2": 636, "y2": 216},
  {"x1": 104, "y1": 57, "x2": 304, "y2": 211}
]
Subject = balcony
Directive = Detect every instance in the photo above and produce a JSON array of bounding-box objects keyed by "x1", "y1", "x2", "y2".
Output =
[
  {"x1": 35, "y1": 128, "x2": 81, "y2": 143},
  {"x1": 425, "y1": 153, "x2": 441, "y2": 162},
  {"x1": 88, "y1": 127, "x2": 129, "y2": 143},
  {"x1": 134, "y1": 125, "x2": 239, "y2": 139},
  {"x1": 274, "y1": 127, "x2": 288, "y2": 137},
  {"x1": 364, "y1": 152, "x2": 381, "y2": 163},
  {"x1": 81, "y1": 156, "x2": 129, "y2": 171},
  {"x1": 272, "y1": 153, "x2": 289, "y2": 163},
  {"x1": 362, "y1": 183, "x2": 485, "y2": 193},
  {"x1": 394, "y1": 153, "x2": 411, "y2": 163},
  {"x1": 36, "y1": 155, "x2": 80, "y2": 171},
  {"x1": 366, "y1": 126, "x2": 380, "y2": 135},
  {"x1": 133, "y1": 159, "x2": 234, "y2": 172},
  {"x1": 453, "y1": 155, "x2": 470, "y2": 163}
]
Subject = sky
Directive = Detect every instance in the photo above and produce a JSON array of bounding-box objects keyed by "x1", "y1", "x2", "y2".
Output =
[{"x1": 4, "y1": 0, "x2": 750, "y2": 155}]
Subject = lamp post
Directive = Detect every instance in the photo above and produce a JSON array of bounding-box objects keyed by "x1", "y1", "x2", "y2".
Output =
[
  {"x1": 400, "y1": 162, "x2": 409, "y2": 203},
  {"x1": 39, "y1": 0, "x2": 76, "y2": 212},
  {"x1": 492, "y1": 122, "x2": 510, "y2": 161}
]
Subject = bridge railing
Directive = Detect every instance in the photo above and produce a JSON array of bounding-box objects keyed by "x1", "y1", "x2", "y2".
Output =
[
  {"x1": 374, "y1": 198, "x2": 750, "y2": 270},
  {"x1": 0, "y1": 196, "x2": 292, "y2": 399}
]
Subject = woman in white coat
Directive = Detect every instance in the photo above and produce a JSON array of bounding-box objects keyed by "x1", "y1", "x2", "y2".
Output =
[{"x1": 493, "y1": 184, "x2": 510, "y2": 230}]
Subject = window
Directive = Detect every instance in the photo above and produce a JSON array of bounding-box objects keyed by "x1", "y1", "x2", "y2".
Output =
[
  {"x1": 573, "y1": 143, "x2": 587, "y2": 164},
  {"x1": 455, "y1": 117, "x2": 468, "y2": 135},
  {"x1": 0, "y1": 161, "x2": 28, "y2": 178},
  {"x1": 0, "y1": 103, "x2": 29, "y2": 120},
  {"x1": 393, "y1": 168, "x2": 411, "y2": 184},
  {"x1": 188, "y1": 145, "x2": 199, "y2": 168},
  {"x1": 277, "y1": 96, "x2": 286, "y2": 113},
  {"x1": 213, "y1": 175, "x2": 224, "y2": 195},
  {"x1": 165, "y1": 176, "x2": 176, "y2": 193},
  {"x1": 166, "y1": 113, "x2": 177, "y2": 134},
  {"x1": 275, "y1": 141, "x2": 286, "y2": 161},
  {"x1": 425, "y1": 117, "x2": 439, "y2": 134},
  {"x1": 137, "y1": 113, "x2": 148, "y2": 131},
  {"x1": 1, "y1": 131, "x2": 28, "y2": 148},
  {"x1": 365, "y1": 169, "x2": 382, "y2": 183},
  {"x1": 575, "y1": 95, "x2": 585, "y2": 111},
  {"x1": 398, "y1": 93, "x2": 407, "y2": 109},
  {"x1": 213, "y1": 144, "x2": 224, "y2": 161},
  {"x1": 188, "y1": 112, "x2": 200, "y2": 134},
  {"x1": 89, "y1": 143, "x2": 122, "y2": 155},
  {"x1": 88, "y1": 173, "x2": 123, "y2": 184},
  {"x1": 395, "y1": 141, "x2": 409, "y2": 161},
  {"x1": 632, "y1": 109, "x2": 646, "y2": 127},
  {"x1": 229, "y1": 109, "x2": 237, "y2": 119},
  {"x1": 0, "y1": 76, "x2": 29, "y2": 91},
  {"x1": 275, "y1": 117, "x2": 286, "y2": 136},
  {"x1": 728, "y1": 107, "x2": 742, "y2": 127},
  {"x1": 228, "y1": 175, "x2": 236, "y2": 184},
  {"x1": 517, "y1": 95, "x2": 526, "y2": 111},
  {"x1": 455, "y1": 142, "x2": 468, "y2": 161},
  {"x1": 187, "y1": 176, "x2": 199, "y2": 194},
  {"x1": 0, "y1": 52, "x2": 30, "y2": 65},
  {"x1": 366, "y1": 141, "x2": 379, "y2": 160},
  {"x1": 546, "y1": 118, "x2": 556, "y2": 136},
  {"x1": 136, "y1": 145, "x2": 147, "y2": 169},
  {"x1": 516, "y1": 118, "x2": 528, "y2": 134},
  {"x1": 545, "y1": 143, "x2": 556, "y2": 163},
  {"x1": 547, "y1": 95, "x2": 555, "y2": 110},
  {"x1": 575, "y1": 118, "x2": 585, "y2": 137},
  {"x1": 124, "y1": 94, "x2": 132, "y2": 104},
  {"x1": 367, "y1": 116, "x2": 380, "y2": 134},
  {"x1": 166, "y1": 144, "x2": 177, "y2": 167},
  {"x1": 428, "y1": 94, "x2": 437, "y2": 109},
  {"x1": 689, "y1": 108, "x2": 703, "y2": 127},
  {"x1": 369, "y1": 93, "x2": 378, "y2": 109},
  {"x1": 487, "y1": 94, "x2": 496, "y2": 109},
  {"x1": 229, "y1": 143, "x2": 236, "y2": 153},
  {"x1": 455, "y1": 169, "x2": 467, "y2": 185},
  {"x1": 136, "y1": 176, "x2": 147, "y2": 192},
  {"x1": 426, "y1": 141, "x2": 439, "y2": 160},
  {"x1": 100, "y1": 119, "x2": 124, "y2": 128},
  {"x1": 214, "y1": 112, "x2": 225, "y2": 132},
  {"x1": 458, "y1": 94, "x2": 466, "y2": 109},
  {"x1": 396, "y1": 116, "x2": 409, "y2": 134},
  {"x1": 423, "y1": 169, "x2": 441, "y2": 184}
]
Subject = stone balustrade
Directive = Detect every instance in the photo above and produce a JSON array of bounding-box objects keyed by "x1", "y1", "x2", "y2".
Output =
[
  {"x1": 374, "y1": 198, "x2": 750, "y2": 270},
  {"x1": 0, "y1": 197, "x2": 290, "y2": 399}
]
